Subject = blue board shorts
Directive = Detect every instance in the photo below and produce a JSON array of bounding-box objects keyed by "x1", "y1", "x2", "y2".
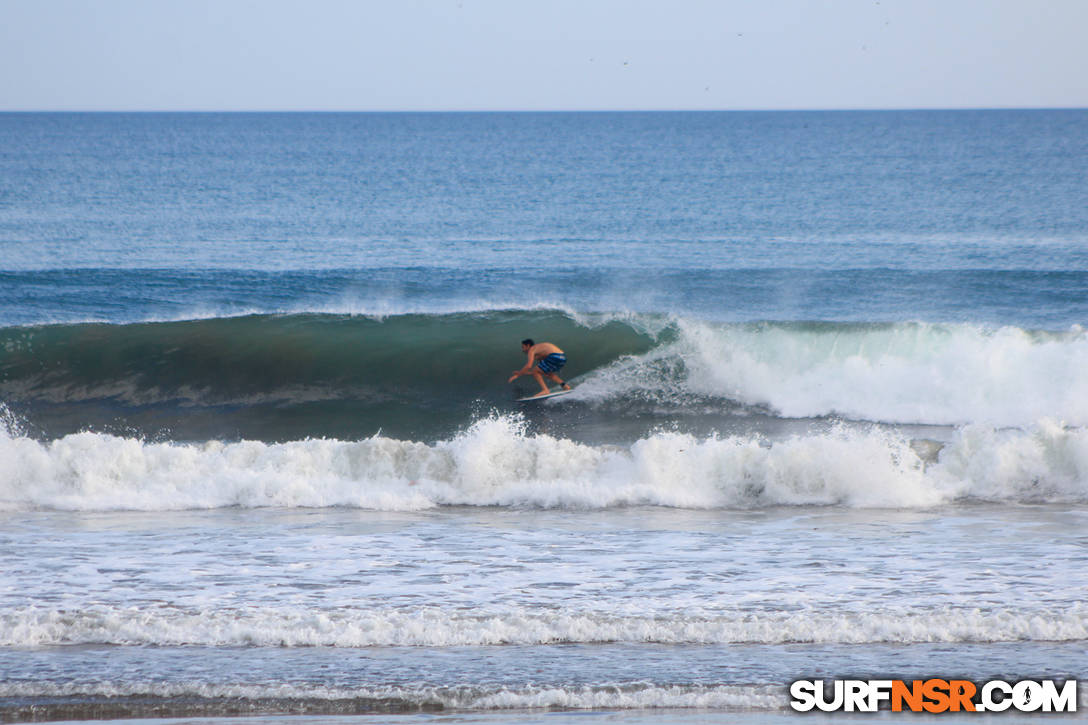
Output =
[{"x1": 537, "y1": 352, "x2": 566, "y2": 374}]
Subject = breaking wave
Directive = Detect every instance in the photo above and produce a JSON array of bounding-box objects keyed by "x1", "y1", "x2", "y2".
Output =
[
  {"x1": 3, "y1": 311, "x2": 1086, "y2": 442},
  {"x1": 2, "y1": 414, "x2": 1087, "y2": 512}
]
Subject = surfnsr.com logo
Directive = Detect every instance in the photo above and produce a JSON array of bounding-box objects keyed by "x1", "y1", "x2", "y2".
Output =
[{"x1": 790, "y1": 679, "x2": 1077, "y2": 713}]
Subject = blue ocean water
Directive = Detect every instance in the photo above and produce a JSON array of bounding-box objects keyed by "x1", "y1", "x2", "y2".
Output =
[
  {"x1": 2, "y1": 111, "x2": 1087, "y2": 324},
  {"x1": 1, "y1": 111, "x2": 1087, "y2": 722}
]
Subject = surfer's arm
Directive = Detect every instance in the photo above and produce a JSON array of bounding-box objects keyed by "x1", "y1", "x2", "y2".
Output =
[{"x1": 507, "y1": 352, "x2": 537, "y2": 382}]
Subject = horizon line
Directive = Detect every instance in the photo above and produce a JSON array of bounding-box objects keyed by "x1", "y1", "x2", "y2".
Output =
[{"x1": 2, "y1": 106, "x2": 1086, "y2": 114}]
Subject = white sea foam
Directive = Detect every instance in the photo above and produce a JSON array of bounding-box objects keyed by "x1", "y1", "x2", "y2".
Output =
[
  {"x1": 0, "y1": 679, "x2": 782, "y2": 711},
  {"x1": 4, "y1": 603, "x2": 1085, "y2": 647},
  {"x1": 581, "y1": 320, "x2": 1088, "y2": 427},
  {"x1": 2, "y1": 415, "x2": 1087, "y2": 512}
]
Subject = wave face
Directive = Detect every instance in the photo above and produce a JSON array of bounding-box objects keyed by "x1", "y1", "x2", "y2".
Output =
[
  {"x1": 0, "y1": 310, "x2": 653, "y2": 441},
  {"x1": 3, "y1": 310, "x2": 1087, "y2": 441},
  {"x1": 3, "y1": 415, "x2": 1086, "y2": 512}
]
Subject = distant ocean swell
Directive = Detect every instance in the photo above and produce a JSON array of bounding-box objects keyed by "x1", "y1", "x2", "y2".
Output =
[
  {"x1": 2, "y1": 415, "x2": 1086, "y2": 511},
  {"x1": 2, "y1": 310, "x2": 1087, "y2": 440}
]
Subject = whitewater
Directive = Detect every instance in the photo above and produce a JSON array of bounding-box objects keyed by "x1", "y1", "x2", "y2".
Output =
[{"x1": 3, "y1": 414, "x2": 1088, "y2": 512}]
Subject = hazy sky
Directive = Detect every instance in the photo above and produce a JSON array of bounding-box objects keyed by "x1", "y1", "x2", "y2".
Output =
[{"x1": 2, "y1": 0, "x2": 1086, "y2": 111}]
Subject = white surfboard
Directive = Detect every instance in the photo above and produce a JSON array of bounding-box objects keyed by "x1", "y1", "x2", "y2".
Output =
[{"x1": 516, "y1": 388, "x2": 575, "y2": 402}]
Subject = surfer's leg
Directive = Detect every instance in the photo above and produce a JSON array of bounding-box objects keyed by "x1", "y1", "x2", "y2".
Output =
[
  {"x1": 530, "y1": 370, "x2": 550, "y2": 395},
  {"x1": 544, "y1": 372, "x2": 571, "y2": 390},
  {"x1": 538, "y1": 354, "x2": 570, "y2": 390}
]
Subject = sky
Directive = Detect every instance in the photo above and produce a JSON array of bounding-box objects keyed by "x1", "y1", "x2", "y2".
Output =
[{"x1": 1, "y1": 0, "x2": 1086, "y2": 111}]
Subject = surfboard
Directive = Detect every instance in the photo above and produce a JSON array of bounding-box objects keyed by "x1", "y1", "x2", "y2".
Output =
[{"x1": 516, "y1": 388, "x2": 575, "y2": 402}]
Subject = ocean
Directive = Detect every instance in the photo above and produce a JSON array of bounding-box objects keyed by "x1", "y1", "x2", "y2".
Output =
[{"x1": 0, "y1": 110, "x2": 1086, "y2": 723}]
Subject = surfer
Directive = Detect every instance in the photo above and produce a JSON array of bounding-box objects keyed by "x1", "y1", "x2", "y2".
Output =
[{"x1": 508, "y1": 339, "x2": 572, "y2": 397}]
